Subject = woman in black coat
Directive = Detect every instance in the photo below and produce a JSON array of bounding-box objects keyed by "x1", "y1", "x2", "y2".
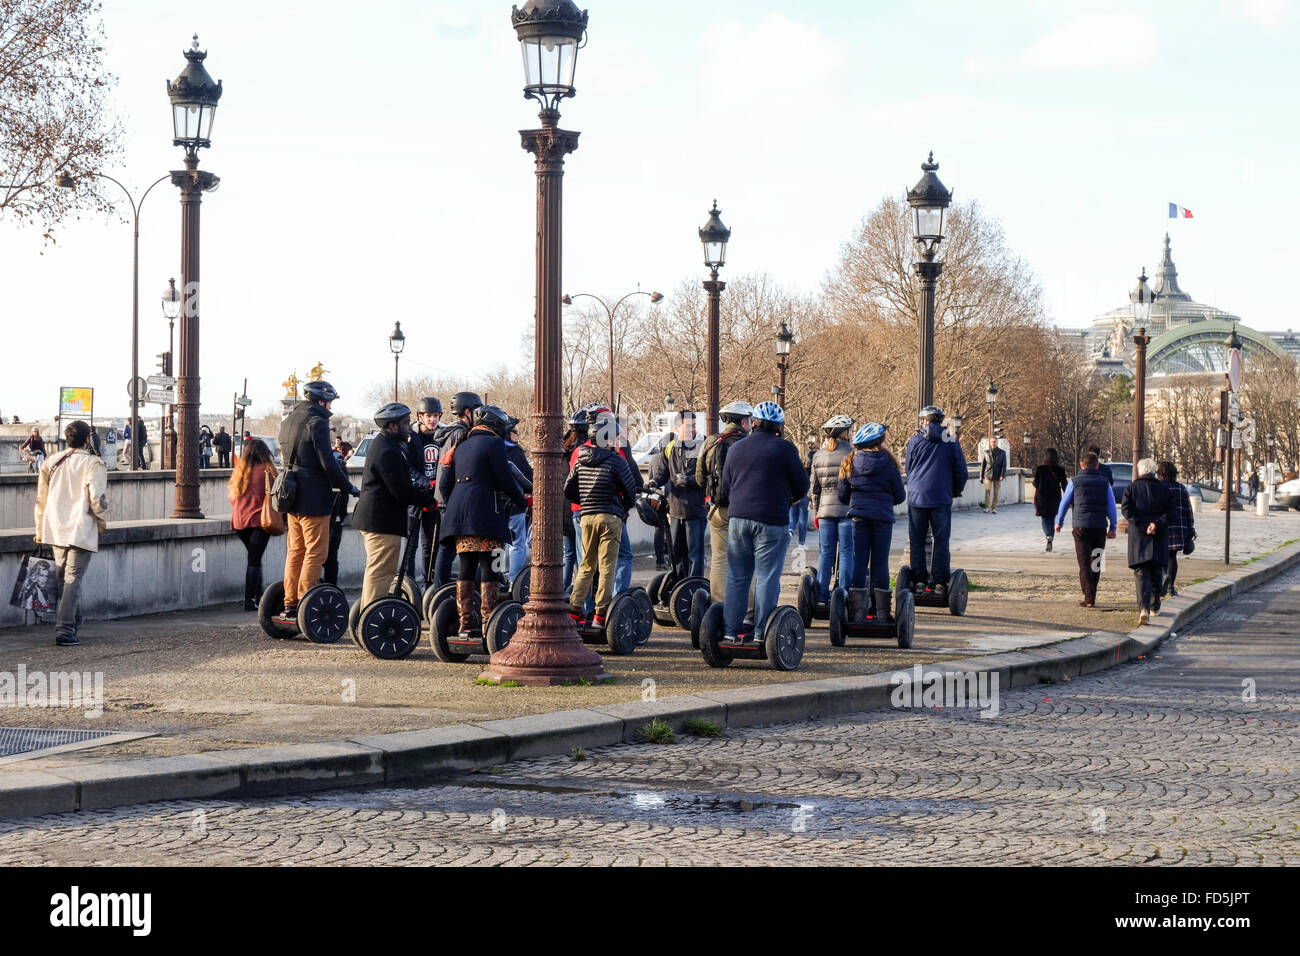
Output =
[
  {"x1": 1120, "y1": 459, "x2": 1171, "y2": 625},
  {"x1": 1157, "y1": 460, "x2": 1195, "y2": 597},
  {"x1": 1032, "y1": 448, "x2": 1069, "y2": 552},
  {"x1": 437, "y1": 405, "x2": 527, "y2": 637}
]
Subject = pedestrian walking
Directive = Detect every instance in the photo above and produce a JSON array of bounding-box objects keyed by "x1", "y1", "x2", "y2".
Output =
[
  {"x1": 199, "y1": 425, "x2": 214, "y2": 469},
  {"x1": 1121, "y1": 458, "x2": 1170, "y2": 625},
  {"x1": 1032, "y1": 448, "x2": 1069, "y2": 551},
  {"x1": 1088, "y1": 444, "x2": 1114, "y2": 486},
  {"x1": 1248, "y1": 468, "x2": 1260, "y2": 505},
  {"x1": 810, "y1": 415, "x2": 855, "y2": 601},
  {"x1": 837, "y1": 422, "x2": 906, "y2": 611},
  {"x1": 1054, "y1": 452, "x2": 1118, "y2": 607},
  {"x1": 788, "y1": 440, "x2": 813, "y2": 547},
  {"x1": 1158, "y1": 461, "x2": 1195, "y2": 597},
  {"x1": 33, "y1": 420, "x2": 108, "y2": 645},
  {"x1": 213, "y1": 425, "x2": 233, "y2": 468},
  {"x1": 980, "y1": 438, "x2": 1007, "y2": 513},
  {"x1": 904, "y1": 406, "x2": 968, "y2": 596},
  {"x1": 228, "y1": 438, "x2": 277, "y2": 610}
]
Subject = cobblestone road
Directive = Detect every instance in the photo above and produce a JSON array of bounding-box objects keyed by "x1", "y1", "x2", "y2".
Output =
[{"x1": 4, "y1": 565, "x2": 1297, "y2": 866}]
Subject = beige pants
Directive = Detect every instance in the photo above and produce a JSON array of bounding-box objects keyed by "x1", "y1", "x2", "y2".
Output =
[
  {"x1": 360, "y1": 531, "x2": 404, "y2": 608},
  {"x1": 571, "y1": 513, "x2": 622, "y2": 618},
  {"x1": 284, "y1": 513, "x2": 331, "y2": 605},
  {"x1": 984, "y1": 480, "x2": 1001, "y2": 511},
  {"x1": 708, "y1": 507, "x2": 729, "y2": 603}
]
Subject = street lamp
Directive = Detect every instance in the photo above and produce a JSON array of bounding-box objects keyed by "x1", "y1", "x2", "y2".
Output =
[
  {"x1": 774, "y1": 320, "x2": 795, "y2": 404},
  {"x1": 700, "y1": 200, "x2": 731, "y2": 436},
  {"x1": 1217, "y1": 323, "x2": 1244, "y2": 555},
  {"x1": 161, "y1": 278, "x2": 181, "y2": 468},
  {"x1": 1130, "y1": 267, "x2": 1154, "y2": 470},
  {"x1": 167, "y1": 34, "x2": 222, "y2": 518},
  {"x1": 1022, "y1": 429, "x2": 1032, "y2": 468},
  {"x1": 562, "y1": 289, "x2": 663, "y2": 411},
  {"x1": 985, "y1": 379, "x2": 998, "y2": 450},
  {"x1": 907, "y1": 152, "x2": 953, "y2": 415},
  {"x1": 389, "y1": 320, "x2": 406, "y2": 402},
  {"x1": 484, "y1": 0, "x2": 606, "y2": 685}
]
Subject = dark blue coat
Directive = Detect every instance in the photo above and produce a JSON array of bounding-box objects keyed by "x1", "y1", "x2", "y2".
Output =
[
  {"x1": 837, "y1": 450, "x2": 906, "y2": 523},
  {"x1": 904, "y1": 423, "x2": 967, "y2": 508},
  {"x1": 437, "y1": 427, "x2": 528, "y2": 544},
  {"x1": 277, "y1": 401, "x2": 352, "y2": 516},
  {"x1": 718, "y1": 429, "x2": 810, "y2": 527},
  {"x1": 1121, "y1": 475, "x2": 1170, "y2": 568}
]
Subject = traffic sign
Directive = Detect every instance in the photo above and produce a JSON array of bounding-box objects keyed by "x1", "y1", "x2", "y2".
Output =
[
  {"x1": 1231, "y1": 430, "x2": 1243, "y2": 450},
  {"x1": 127, "y1": 376, "x2": 148, "y2": 401},
  {"x1": 147, "y1": 374, "x2": 176, "y2": 387},
  {"x1": 145, "y1": 387, "x2": 176, "y2": 405}
]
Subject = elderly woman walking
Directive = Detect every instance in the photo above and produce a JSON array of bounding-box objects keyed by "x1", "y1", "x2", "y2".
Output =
[{"x1": 1121, "y1": 458, "x2": 1171, "y2": 625}]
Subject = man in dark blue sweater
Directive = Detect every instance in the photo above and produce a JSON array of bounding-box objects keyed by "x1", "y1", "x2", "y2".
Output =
[
  {"x1": 716, "y1": 402, "x2": 809, "y2": 640},
  {"x1": 903, "y1": 405, "x2": 968, "y2": 594},
  {"x1": 1055, "y1": 452, "x2": 1118, "y2": 607}
]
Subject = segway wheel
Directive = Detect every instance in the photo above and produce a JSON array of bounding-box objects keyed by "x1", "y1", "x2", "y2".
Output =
[
  {"x1": 948, "y1": 569, "x2": 969, "y2": 617},
  {"x1": 797, "y1": 569, "x2": 816, "y2": 628},
  {"x1": 385, "y1": 575, "x2": 421, "y2": 615},
  {"x1": 429, "y1": 598, "x2": 471, "y2": 662},
  {"x1": 484, "y1": 599, "x2": 524, "y2": 655},
  {"x1": 895, "y1": 589, "x2": 915, "y2": 649},
  {"x1": 348, "y1": 600, "x2": 363, "y2": 646},
  {"x1": 698, "y1": 603, "x2": 731, "y2": 668},
  {"x1": 510, "y1": 565, "x2": 530, "y2": 605},
  {"x1": 297, "y1": 584, "x2": 350, "y2": 644},
  {"x1": 669, "y1": 576, "x2": 710, "y2": 630},
  {"x1": 647, "y1": 571, "x2": 668, "y2": 607},
  {"x1": 627, "y1": 587, "x2": 654, "y2": 646},
  {"x1": 604, "y1": 594, "x2": 641, "y2": 656},
  {"x1": 426, "y1": 582, "x2": 458, "y2": 619},
  {"x1": 258, "y1": 581, "x2": 297, "y2": 639},
  {"x1": 828, "y1": 587, "x2": 846, "y2": 647},
  {"x1": 689, "y1": 588, "x2": 710, "y2": 649},
  {"x1": 896, "y1": 565, "x2": 912, "y2": 595},
  {"x1": 764, "y1": 606, "x2": 805, "y2": 672},
  {"x1": 357, "y1": 597, "x2": 421, "y2": 660}
]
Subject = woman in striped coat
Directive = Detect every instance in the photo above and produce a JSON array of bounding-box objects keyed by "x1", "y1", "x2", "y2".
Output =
[{"x1": 1157, "y1": 460, "x2": 1195, "y2": 598}]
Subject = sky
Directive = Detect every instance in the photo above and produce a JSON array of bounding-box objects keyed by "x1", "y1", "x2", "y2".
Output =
[{"x1": 2, "y1": 0, "x2": 1298, "y2": 422}]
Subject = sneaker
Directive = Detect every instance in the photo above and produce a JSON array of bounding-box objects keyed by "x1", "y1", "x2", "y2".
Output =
[
  {"x1": 981, "y1": 507, "x2": 988, "y2": 513},
  {"x1": 592, "y1": 614, "x2": 607, "y2": 629},
  {"x1": 723, "y1": 634, "x2": 739, "y2": 643},
  {"x1": 1137, "y1": 609, "x2": 1150, "y2": 625},
  {"x1": 1045, "y1": 538, "x2": 1053, "y2": 552},
  {"x1": 1079, "y1": 600, "x2": 1093, "y2": 607},
  {"x1": 55, "y1": 633, "x2": 80, "y2": 646},
  {"x1": 991, "y1": 509, "x2": 998, "y2": 514},
  {"x1": 934, "y1": 583, "x2": 947, "y2": 598},
  {"x1": 1169, "y1": 587, "x2": 1178, "y2": 597}
]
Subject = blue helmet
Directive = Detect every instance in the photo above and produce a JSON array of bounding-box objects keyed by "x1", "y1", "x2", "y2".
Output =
[
  {"x1": 853, "y1": 422, "x2": 887, "y2": 447},
  {"x1": 752, "y1": 401, "x2": 785, "y2": 424}
]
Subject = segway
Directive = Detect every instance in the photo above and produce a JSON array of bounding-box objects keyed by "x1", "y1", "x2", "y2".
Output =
[
  {"x1": 571, "y1": 587, "x2": 653, "y2": 655},
  {"x1": 895, "y1": 564, "x2": 968, "y2": 616},
  {"x1": 827, "y1": 584, "x2": 915, "y2": 649},
  {"x1": 697, "y1": 601, "x2": 805, "y2": 671},
  {"x1": 354, "y1": 514, "x2": 425, "y2": 660},
  {"x1": 259, "y1": 580, "x2": 350, "y2": 644},
  {"x1": 429, "y1": 579, "x2": 522, "y2": 662}
]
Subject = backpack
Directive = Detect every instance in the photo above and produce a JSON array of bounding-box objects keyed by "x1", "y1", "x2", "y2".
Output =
[{"x1": 702, "y1": 430, "x2": 743, "y2": 502}]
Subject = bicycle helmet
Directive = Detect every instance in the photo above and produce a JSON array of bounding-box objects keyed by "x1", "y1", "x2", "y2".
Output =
[
  {"x1": 822, "y1": 414, "x2": 854, "y2": 436},
  {"x1": 853, "y1": 422, "x2": 887, "y2": 447},
  {"x1": 919, "y1": 405, "x2": 944, "y2": 423},
  {"x1": 374, "y1": 402, "x2": 411, "y2": 428},
  {"x1": 720, "y1": 400, "x2": 754, "y2": 424},
  {"x1": 752, "y1": 401, "x2": 785, "y2": 424},
  {"x1": 417, "y1": 396, "x2": 443, "y2": 415},
  {"x1": 303, "y1": 380, "x2": 339, "y2": 403},
  {"x1": 474, "y1": 404, "x2": 510, "y2": 437},
  {"x1": 450, "y1": 391, "x2": 483, "y2": 415},
  {"x1": 587, "y1": 407, "x2": 617, "y2": 446},
  {"x1": 567, "y1": 409, "x2": 589, "y2": 428}
]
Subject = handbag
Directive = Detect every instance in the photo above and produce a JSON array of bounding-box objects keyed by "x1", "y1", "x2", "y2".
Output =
[
  {"x1": 261, "y1": 470, "x2": 286, "y2": 536},
  {"x1": 9, "y1": 548, "x2": 58, "y2": 612},
  {"x1": 1184, "y1": 528, "x2": 1197, "y2": 555},
  {"x1": 269, "y1": 426, "x2": 302, "y2": 512}
]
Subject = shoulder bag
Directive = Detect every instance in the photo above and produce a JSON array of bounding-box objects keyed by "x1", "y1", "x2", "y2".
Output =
[
  {"x1": 261, "y1": 468, "x2": 286, "y2": 536},
  {"x1": 269, "y1": 426, "x2": 302, "y2": 512}
]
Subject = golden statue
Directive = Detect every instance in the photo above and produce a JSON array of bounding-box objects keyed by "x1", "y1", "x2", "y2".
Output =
[
  {"x1": 282, "y1": 371, "x2": 300, "y2": 398},
  {"x1": 308, "y1": 361, "x2": 328, "y2": 382}
]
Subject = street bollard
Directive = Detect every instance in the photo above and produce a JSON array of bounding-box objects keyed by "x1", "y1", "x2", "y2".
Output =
[
  {"x1": 1188, "y1": 495, "x2": 1200, "y2": 515},
  {"x1": 1256, "y1": 493, "x2": 1269, "y2": 517}
]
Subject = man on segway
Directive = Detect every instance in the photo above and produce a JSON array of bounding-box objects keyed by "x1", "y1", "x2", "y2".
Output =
[
  {"x1": 405, "y1": 396, "x2": 443, "y2": 587},
  {"x1": 568, "y1": 403, "x2": 641, "y2": 616},
  {"x1": 696, "y1": 400, "x2": 753, "y2": 604},
  {"x1": 810, "y1": 414, "x2": 855, "y2": 603},
  {"x1": 649, "y1": 410, "x2": 707, "y2": 578},
  {"x1": 354, "y1": 403, "x2": 438, "y2": 609},
  {"x1": 565, "y1": 407, "x2": 639, "y2": 629},
  {"x1": 716, "y1": 401, "x2": 808, "y2": 642},
  {"x1": 903, "y1": 405, "x2": 967, "y2": 598},
  {"x1": 430, "y1": 390, "x2": 483, "y2": 587},
  {"x1": 277, "y1": 381, "x2": 357, "y2": 617}
]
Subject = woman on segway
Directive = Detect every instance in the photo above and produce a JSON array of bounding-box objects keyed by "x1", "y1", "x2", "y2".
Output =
[
  {"x1": 811, "y1": 414, "x2": 855, "y2": 604},
  {"x1": 837, "y1": 422, "x2": 906, "y2": 618},
  {"x1": 437, "y1": 405, "x2": 527, "y2": 641}
]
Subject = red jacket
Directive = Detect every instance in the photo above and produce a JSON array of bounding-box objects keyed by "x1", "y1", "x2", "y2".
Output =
[{"x1": 230, "y1": 463, "x2": 270, "y2": 531}]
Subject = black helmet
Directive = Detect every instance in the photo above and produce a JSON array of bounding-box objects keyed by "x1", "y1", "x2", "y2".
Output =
[
  {"x1": 417, "y1": 396, "x2": 443, "y2": 415},
  {"x1": 451, "y1": 391, "x2": 483, "y2": 414},
  {"x1": 374, "y1": 402, "x2": 411, "y2": 428},
  {"x1": 634, "y1": 493, "x2": 666, "y2": 529},
  {"x1": 304, "y1": 380, "x2": 339, "y2": 403},
  {"x1": 567, "y1": 409, "x2": 589, "y2": 430},
  {"x1": 474, "y1": 404, "x2": 510, "y2": 437},
  {"x1": 506, "y1": 416, "x2": 520, "y2": 432}
]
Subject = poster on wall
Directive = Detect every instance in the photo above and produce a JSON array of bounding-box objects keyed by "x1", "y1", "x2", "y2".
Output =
[{"x1": 59, "y1": 387, "x2": 94, "y2": 419}]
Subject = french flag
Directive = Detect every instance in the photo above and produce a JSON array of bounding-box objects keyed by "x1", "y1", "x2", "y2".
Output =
[{"x1": 1168, "y1": 203, "x2": 1193, "y2": 219}]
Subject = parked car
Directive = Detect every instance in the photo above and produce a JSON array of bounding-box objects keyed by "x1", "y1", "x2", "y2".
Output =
[
  {"x1": 1106, "y1": 461, "x2": 1133, "y2": 499},
  {"x1": 1274, "y1": 477, "x2": 1300, "y2": 510},
  {"x1": 348, "y1": 431, "x2": 378, "y2": 471},
  {"x1": 242, "y1": 434, "x2": 281, "y2": 467}
]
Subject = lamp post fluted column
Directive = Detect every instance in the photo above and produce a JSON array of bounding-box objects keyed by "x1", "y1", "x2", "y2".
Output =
[
  {"x1": 915, "y1": 257, "x2": 942, "y2": 409},
  {"x1": 703, "y1": 270, "x2": 724, "y2": 435},
  {"x1": 1131, "y1": 327, "x2": 1149, "y2": 469}
]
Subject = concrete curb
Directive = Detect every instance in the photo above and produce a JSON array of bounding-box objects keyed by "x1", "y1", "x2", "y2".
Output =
[{"x1": 4, "y1": 539, "x2": 1298, "y2": 821}]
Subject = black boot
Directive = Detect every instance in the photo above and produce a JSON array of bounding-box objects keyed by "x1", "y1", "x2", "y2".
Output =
[
  {"x1": 244, "y1": 566, "x2": 261, "y2": 611},
  {"x1": 874, "y1": 588, "x2": 893, "y2": 623}
]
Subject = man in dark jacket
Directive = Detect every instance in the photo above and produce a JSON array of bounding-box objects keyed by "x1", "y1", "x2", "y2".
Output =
[
  {"x1": 213, "y1": 426, "x2": 233, "y2": 467},
  {"x1": 430, "y1": 391, "x2": 482, "y2": 587},
  {"x1": 980, "y1": 440, "x2": 1007, "y2": 513},
  {"x1": 717, "y1": 402, "x2": 809, "y2": 640},
  {"x1": 1121, "y1": 459, "x2": 1170, "y2": 625},
  {"x1": 1088, "y1": 444, "x2": 1114, "y2": 485},
  {"x1": 696, "y1": 400, "x2": 752, "y2": 603},
  {"x1": 649, "y1": 411, "x2": 707, "y2": 577},
  {"x1": 353, "y1": 403, "x2": 436, "y2": 609},
  {"x1": 404, "y1": 396, "x2": 444, "y2": 586},
  {"x1": 565, "y1": 408, "x2": 638, "y2": 625},
  {"x1": 277, "y1": 381, "x2": 356, "y2": 612},
  {"x1": 904, "y1": 405, "x2": 968, "y2": 594},
  {"x1": 1055, "y1": 452, "x2": 1118, "y2": 607}
]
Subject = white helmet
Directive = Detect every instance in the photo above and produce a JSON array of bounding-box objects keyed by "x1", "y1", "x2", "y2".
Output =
[
  {"x1": 720, "y1": 400, "x2": 754, "y2": 423},
  {"x1": 822, "y1": 414, "x2": 854, "y2": 436}
]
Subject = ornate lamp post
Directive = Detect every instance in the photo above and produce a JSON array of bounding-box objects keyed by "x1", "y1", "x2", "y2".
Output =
[
  {"x1": 774, "y1": 321, "x2": 794, "y2": 403},
  {"x1": 699, "y1": 201, "x2": 731, "y2": 436},
  {"x1": 985, "y1": 380, "x2": 998, "y2": 450},
  {"x1": 1022, "y1": 429, "x2": 1032, "y2": 469},
  {"x1": 167, "y1": 34, "x2": 222, "y2": 517},
  {"x1": 483, "y1": 0, "x2": 606, "y2": 685},
  {"x1": 1130, "y1": 267, "x2": 1154, "y2": 469},
  {"x1": 907, "y1": 152, "x2": 952, "y2": 413},
  {"x1": 161, "y1": 278, "x2": 181, "y2": 468},
  {"x1": 389, "y1": 321, "x2": 405, "y2": 401},
  {"x1": 562, "y1": 289, "x2": 663, "y2": 411},
  {"x1": 1215, "y1": 325, "x2": 1244, "y2": 555}
]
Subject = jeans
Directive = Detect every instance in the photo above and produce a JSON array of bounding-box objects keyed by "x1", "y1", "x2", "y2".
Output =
[
  {"x1": 563, "y1": 522, "x2": 576, "y2": 591},
  {"x1": 508, "y1": 511, "x2": 530, "y2": 580},
  {"x1": 52, "y1": 545, "x2": 91, "y2": 639},
  {"x1": 1040, "y1": 515, "x2": 1056, "y2": 540},
  {"x1": 406, "y1": 509, "x2": 440, "y2": 586},
  {"x1": 816, "y1": 515, "x2": 854, "y2": 600},
  {"x1": 670, "y1": 516, "x2": 707, "y2": 578},
  {"x1": 907, "y1": 505, "x2": 952, "y2": 586},
  {"x1": 615, "y1": 523, "x2": 633, "y2": 594},
  {"x1": 850, "y1": 517, "x2": 892, "y2": 593},
  {"x1": 724, "y1": 518, "x2": 790, "y2": 638},
  {"x1": 788, "y1": 499, "x2": 809, "y2": 546}
]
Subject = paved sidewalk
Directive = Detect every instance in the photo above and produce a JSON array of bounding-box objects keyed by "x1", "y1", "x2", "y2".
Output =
[{"x1": 2, "y1": 503, "x2": 1296, "y2": 772}]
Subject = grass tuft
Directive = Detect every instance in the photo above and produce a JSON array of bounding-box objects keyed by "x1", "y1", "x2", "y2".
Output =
[
  {"x1": 639, "y1": 718, "x2": 676, "y2": 745},
  {"x1": 570, "y1": 747, "x2": 588, "y2": 761},
  {"x1": 684, "y1": 717, "x2": 722, "y2": 738}
]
